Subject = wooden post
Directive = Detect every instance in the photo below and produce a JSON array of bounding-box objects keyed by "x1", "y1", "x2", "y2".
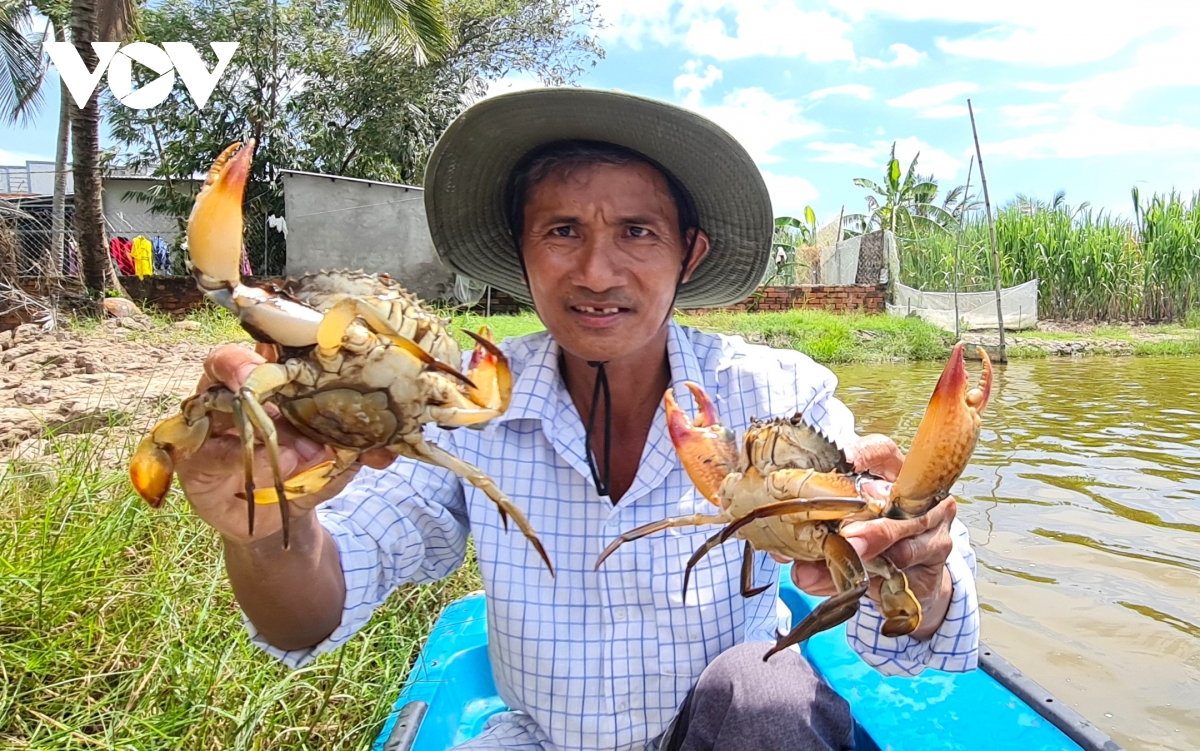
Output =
[{"x1": 967, "y1": 99, "x2": 1006, "y2": 363}]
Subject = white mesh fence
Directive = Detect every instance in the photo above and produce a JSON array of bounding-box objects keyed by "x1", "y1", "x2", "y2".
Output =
[{"x1": 887, "y1": 278, "x2": 1039, "y2": 331}]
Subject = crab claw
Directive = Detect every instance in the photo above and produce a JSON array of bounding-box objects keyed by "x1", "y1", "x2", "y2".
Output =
[
  {"x1": 887, "y1": 343, "x2": 992, "y2": 519},
  {"x1": 129, "y1": 411, "x2": 211, "y2": 508},
  {"x1": 463, "y1": 326, "x2": 512, "y2": 413},
  {"x1": 665, "y1": 382, "x2": 739, "y2": 503},
  {"x1": 187, "y1": 139, "x2": 254, "y2": 290}
]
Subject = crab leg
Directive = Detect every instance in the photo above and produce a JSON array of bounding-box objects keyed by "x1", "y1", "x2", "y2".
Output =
[
  {"x1": 764, "y1": 533, "x2": 868, "y2": 661},
  {"x1": 397, "y1": 436, "x2": 555, "y2": 578},
  {"x1": 681, "y1": 498, "x2": 869, "y2": 602},
  {"x1": 741, "y1": 541, "x2": 769, "y2": 598},
  {"x1": 230, "y1": 398, "x2": 258, "y2": 535},
  {"x1": 865, "y1": 555, "x2": 922, "y2": 637},
  {"x1": 238, "y1": 387, "x2": 295, "y2": 548},
  {"x1": 594, "y1": 511, "x2": 733, "y2": 570}
]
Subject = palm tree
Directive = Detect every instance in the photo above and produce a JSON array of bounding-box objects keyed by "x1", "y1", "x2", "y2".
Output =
[
  {"x1": 845, "y1": 142, "x2": 958, "y2": 240},
  {"x1": 1, "y1": 0, "x2": 44, "y2": 121}
]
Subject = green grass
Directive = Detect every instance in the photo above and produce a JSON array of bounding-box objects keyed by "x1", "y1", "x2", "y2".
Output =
[{"x1": 0, "y1": 430, "x2": 481, "y2": 750}]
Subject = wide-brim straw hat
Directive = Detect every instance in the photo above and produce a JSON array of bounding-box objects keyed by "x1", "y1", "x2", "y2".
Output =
[{"x1": 423, "y1": 87, "x2": 774, "y2": 309}]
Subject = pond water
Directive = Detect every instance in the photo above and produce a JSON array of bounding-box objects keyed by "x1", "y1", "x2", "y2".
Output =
[{"x1": 832, "y1": 354, "x2": 1200, "y2": 751}]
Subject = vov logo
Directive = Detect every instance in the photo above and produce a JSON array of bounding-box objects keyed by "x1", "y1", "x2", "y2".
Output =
[{"x1": 44, "y1": 42, "x2": 239, "y2": 110}]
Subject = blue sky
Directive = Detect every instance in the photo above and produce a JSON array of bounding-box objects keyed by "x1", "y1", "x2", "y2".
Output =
[{"x1": 7, "y1": 0, "x2": 1200, "y2": 228}]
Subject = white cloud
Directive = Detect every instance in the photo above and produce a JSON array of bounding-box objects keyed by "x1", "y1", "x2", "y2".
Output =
[
  {"x1": 829, "y1": 0, "x2": 1191, "y2": 66},
  {"x1": 918, "y1": 104, "x2": 968, "y2": 119},
  {"x1": 1000, "y1": 103, "x2": 1060, "y2": 128},
  {"x1": 682, "y1": 3, "x2": 856, "y2": 62},
  {"x1": 983, "y1": 113, "x2": 1200, "y2": 160},
  {"x1": 596, "y1": 0, "x2": 859, "y2": 63},
  {"x1": 858, "y1": 43, "x2": 925, "y2": 69},
  {"x1": 806, "y1": 84, "x2": 874, "y2": 101},
  {"x1": 806, "y1": 142, "x2": 880, "y2": 168},
  {"x1": 1057, "y1": 27, "x2": 1200, "y2": 110},
  {"x1": 681, "y1": 87, "x2": 821, "y2": 164},
  {"x1": 886, "y1": 82, "x2": 978, "y2": 110},
  {"x1": 761, "y1": 171, "x2": 819, "y2": 218},
  {"x1": 673, "y1": 60, "x2": 723, "y2": 107},
  {"x1": 807, "y1": 137, "x2": 963, "y2": 181}
]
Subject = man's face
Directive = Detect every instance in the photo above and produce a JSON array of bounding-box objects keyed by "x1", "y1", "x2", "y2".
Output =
[{"x1": 519, "y1": 160, "x2": 709, "y2": 364}]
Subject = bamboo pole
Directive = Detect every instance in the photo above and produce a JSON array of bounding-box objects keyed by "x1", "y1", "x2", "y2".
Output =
[
  {"x1": 954, "y1": 155, "x2": 975, "y2": 340},
  {"x1": 967, "y1": 99, "x2": 1006, "y2": 362}
]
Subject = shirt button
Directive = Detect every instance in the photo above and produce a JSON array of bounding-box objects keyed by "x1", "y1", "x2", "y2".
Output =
[{"x1": 614, "y1": 607, "x2": 627, "y2": 620}]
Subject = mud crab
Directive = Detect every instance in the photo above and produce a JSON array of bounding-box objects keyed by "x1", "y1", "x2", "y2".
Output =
[
  {"x1": 595, "y1": 343, "x2": 991, "y2": 659},
  {"x1": 128, "y1": 139, "x2": 553, "y2": 576}
]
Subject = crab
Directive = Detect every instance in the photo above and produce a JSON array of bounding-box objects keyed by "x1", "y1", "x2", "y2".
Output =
[
  {"x1": 595, "y1": 343, "x2": 991, "y2": 660},
  {"x1": 128, "y1": 139, "x2": 553, "y2": 576}
]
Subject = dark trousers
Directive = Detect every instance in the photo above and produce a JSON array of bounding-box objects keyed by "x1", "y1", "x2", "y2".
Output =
[{"x1": 656, "y1": 642, "x2": 855, "y2": 751}]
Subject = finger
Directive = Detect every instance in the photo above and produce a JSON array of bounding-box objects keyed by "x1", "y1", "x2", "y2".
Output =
[
  {"x1": 204, "y1": 344, "x2": 266, "y2": 391},
  {"x1": 840, "y1": 496, "x2": 957, "y2": 563},
  {"x1": 846, "y1": 434, "x2": 905, "y2": 481},
  {"x1": 790, "y1": 561, "x2": 837, "y2": 596},
  {"x1": 879, "y1": 524, "x2": 954, "y2": 571}
]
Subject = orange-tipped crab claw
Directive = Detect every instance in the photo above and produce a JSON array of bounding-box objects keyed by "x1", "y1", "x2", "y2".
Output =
[
  {"x1": 664, "y1": 382, "x2": 740, "y2": 503},
  {"x1": 887, "y1": 342, "x2": 993, "y2": 519},
  {"x1": 187, "y1": 139, "x2": 254, "y2": 290},
  {"x1": 463, "y1": 326, "x2": 512, "y2": 414}
]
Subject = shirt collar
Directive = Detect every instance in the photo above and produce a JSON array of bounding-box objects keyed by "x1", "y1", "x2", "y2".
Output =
[{"x1": 489, "y1": 320, "x2": 710, "y2": 507}]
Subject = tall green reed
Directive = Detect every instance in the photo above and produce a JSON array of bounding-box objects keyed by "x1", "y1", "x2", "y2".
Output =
[{"x1": 901, "y1": 191, "x2": 1200, "y2": 322}]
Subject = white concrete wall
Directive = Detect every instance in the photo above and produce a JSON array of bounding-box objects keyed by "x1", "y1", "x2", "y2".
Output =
[
  {"x1": 102, "y1": 177, "x2": 197, "y2": 244},
  {"x1": 280, "y1": 170, "x2": 455, "y2": 301}
]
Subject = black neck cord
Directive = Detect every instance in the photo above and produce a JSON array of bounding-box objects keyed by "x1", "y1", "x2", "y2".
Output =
[{"x1": 584, "y1": 359, "x2": 612, "y2": 497}]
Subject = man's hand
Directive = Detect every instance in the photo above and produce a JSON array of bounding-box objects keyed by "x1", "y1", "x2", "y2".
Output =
[
  {"x1": 777, "y1": 433, "x2": 957, "y2": 641},
  {"x1": 174, "y1": 343, "x2": 396, "y2": 545}
]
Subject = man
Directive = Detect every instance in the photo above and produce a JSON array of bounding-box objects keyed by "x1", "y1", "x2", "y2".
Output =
[{"x1": 177, "y1": 89, "x2": 979, "y2": 751}]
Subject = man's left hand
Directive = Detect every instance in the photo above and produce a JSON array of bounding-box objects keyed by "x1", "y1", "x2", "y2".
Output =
[{"x1": 778, "y1": 433, "x2": 956, "y2": 641}]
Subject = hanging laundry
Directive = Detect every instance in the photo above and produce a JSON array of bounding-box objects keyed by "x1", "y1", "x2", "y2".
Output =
[
  {"x1": 66, "y1": 238, "x2": 78, "y2": 276},
  {"x1": 151, "y1": 236, "x2": 170, "y2": 275},
  {"x1": 131, "y1": 235, "x2": 153, "y2": 278},
  {"x1": 109, "y1": 237, "x2": 134, "y2": 275}
]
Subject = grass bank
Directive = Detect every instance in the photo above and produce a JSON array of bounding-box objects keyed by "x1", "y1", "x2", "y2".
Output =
[
  {"x1": 91, "y1": 304, "x2": 958, "y2": 364},
  {"x1": 0, "y1": 434, "x2": 483, "y2": 749}
]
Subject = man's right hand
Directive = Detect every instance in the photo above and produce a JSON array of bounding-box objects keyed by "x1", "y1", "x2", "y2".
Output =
[{"x1": 175, "y1": 343, "x2": 396, "y2": 546}]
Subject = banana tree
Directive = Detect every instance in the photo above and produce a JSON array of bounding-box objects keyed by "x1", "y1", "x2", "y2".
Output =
[
  {"x1": 770, "y1": 206, "x2": 817, "y2": 285},
  {"x1": 845, "y1": 142, "x2": 958, "y2": 241}
]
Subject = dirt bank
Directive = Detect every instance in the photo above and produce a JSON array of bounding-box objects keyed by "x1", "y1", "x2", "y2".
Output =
[{"x1": 0, "y1": 319, "x2": 242, "y2": 466}]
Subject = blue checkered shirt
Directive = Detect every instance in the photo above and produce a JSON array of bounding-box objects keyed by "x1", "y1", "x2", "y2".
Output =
[{"x1": 247, "y1": 321, "x2": 980, "y2": 751}]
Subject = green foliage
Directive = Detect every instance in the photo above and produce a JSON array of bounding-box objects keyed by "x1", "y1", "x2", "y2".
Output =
[
  {"x1": 104, "y1": 0, "x2": 602, "y2": 272},
  {"x1": 844, "y1": 142, "x2": 963, "y2": 241},
  {"x1": 675, "y1": 309, "x2": 955, "y2": 363},
  {"x1": 770, "y1": 211, "x2": 819, "y2": 286},
  {"x1": 0, "y1": 0, "x2": 47, "y2": 123},
  {"x1": 0, "y1": 432, "x2": 482, "y2": 749},
  {"x1": 902, "y1": 191, "x2": 1200, "y2": 322}
]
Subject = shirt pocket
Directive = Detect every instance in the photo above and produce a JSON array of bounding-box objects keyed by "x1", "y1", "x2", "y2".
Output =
[{"x1": 649, "y1": 524, "x2": 746, "y2": 678}]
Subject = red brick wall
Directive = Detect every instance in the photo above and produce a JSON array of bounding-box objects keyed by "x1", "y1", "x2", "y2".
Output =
[{"x1": 690, "y1": 284, "x2": 886, "y2": 315}]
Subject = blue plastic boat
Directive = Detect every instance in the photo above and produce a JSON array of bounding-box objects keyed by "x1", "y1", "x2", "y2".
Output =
[{"x1": 372, "y1": 567, "x2": 1121, "y2": 751}]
